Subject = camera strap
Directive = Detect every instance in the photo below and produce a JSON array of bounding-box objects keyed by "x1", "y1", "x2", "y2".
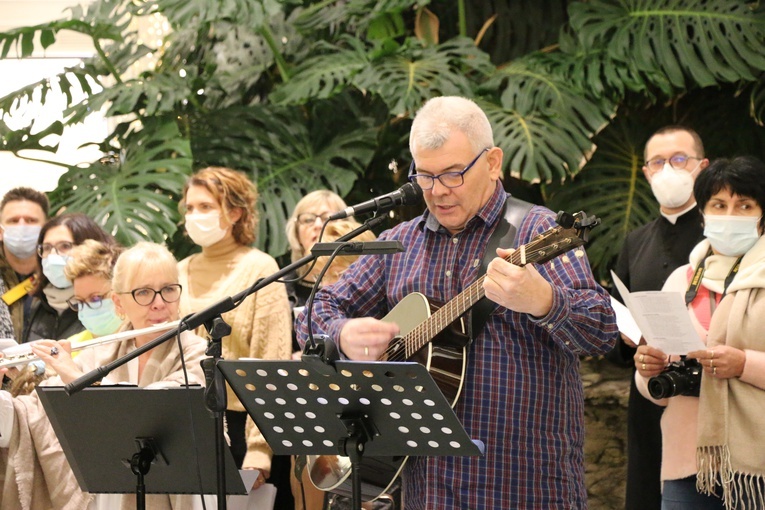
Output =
[{"x1": 684, "y1": 248, "x2": 743, "y2": 305}]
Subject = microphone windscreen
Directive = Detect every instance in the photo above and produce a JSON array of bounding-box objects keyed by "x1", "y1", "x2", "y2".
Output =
[{"x1": 400, "y1": 182, "x2": 424, "y2": 206}]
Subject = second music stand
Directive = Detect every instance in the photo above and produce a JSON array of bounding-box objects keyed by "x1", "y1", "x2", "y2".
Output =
[{"x1": 37, "y1": 385, "x2": 246, "y2": 509}]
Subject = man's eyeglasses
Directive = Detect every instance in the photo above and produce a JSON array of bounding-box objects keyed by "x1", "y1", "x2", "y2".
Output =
[
  {"x1": 645, "y1": 154, "x2": 701, "y2": 173},
  {"x1": 118, "y1": 284, "x2": 182, "y2": 306},
  {"x1": 408, "y1": 148, "x2": 489, "y2": 190},
  {"x1": 67, "y1": 294, "x2": 110, "y2": 312},
  {"x1": 297, "y1": 212, "x2": 332, "y2": 226},
  {"x1": 38, "y1": 241, "x2": 75, "y2": 257}
]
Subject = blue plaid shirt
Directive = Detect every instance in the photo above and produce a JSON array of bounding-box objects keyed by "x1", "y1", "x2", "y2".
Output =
[{"x1": 296, "y1": 183, "x2": 617, "y2": 508}]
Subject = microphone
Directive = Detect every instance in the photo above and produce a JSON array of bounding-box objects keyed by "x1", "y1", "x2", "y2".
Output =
[{"x1": 328, "y1": 182, "x2": 423, "y2": 220}]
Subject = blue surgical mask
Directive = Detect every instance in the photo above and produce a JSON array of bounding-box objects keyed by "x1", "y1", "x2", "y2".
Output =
[
  {"x1": 78, "y1": 298, "x2": 123, "y2": 337},
  {"x1": 1, "y1": 225, "x2": 41, "y2": 259},
  {"x1": 703, "y1": 215, "x2": 762, "y2": 257},
  {"x1": 42, "y1": 254, "x2": 73, "y2": 289}
]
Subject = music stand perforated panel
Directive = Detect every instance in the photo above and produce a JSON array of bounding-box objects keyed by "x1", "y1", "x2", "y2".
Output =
[{"x1": 218, "y1": 360, "x2": 483, "y2": 458}]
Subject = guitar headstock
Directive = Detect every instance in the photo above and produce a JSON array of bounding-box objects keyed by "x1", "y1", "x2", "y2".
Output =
[
  {"x1": 555, "y1": 210, "x2": 600, "y2": 244},
  {"x1": 508, "y1": 210, "x2": 600, "y2": 266}
]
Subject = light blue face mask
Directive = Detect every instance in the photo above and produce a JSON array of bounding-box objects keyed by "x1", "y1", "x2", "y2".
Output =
[
  {"x1": 78, "y1": 298, "x2": 123, "y2": 337},
  {"x1": 703, "y1": 215, "x2": 762, "y2": 257},
  {"x1": 42, "y1": 254, "x2": 73, "y2": 289}
]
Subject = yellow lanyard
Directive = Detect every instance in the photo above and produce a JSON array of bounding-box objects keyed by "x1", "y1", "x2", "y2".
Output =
[{"x1": 1, "y1": 276, "x2": 34, "y2": 306}]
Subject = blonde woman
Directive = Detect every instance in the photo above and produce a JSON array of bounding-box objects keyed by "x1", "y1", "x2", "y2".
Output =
[
  {"x1": 285, "y1": 190, "x2": 377, "y2": 510},
  {"x1": 0, "y1": 242, "x2": 208, "y2": 509}
]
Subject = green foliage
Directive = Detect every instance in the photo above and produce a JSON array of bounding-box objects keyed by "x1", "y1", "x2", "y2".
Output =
[
  {"x1": 2, "y1": 0, "x2": 765, "y2": 277},
  {"x1": 48, "y1": 119, "x2": 192, "y2": 246},
  {"x1": 569, "y1": 0, "x2": 765, "y2": 89}
]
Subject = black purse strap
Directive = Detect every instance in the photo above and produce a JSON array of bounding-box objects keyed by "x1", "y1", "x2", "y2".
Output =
[{"x1": 469, "y1": 196, "x2": 534, "y2": 338}]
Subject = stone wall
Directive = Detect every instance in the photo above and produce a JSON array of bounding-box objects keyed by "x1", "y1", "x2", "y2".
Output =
[{"x1": 582, "y1": 357, "x2": 633, "y2": 510}]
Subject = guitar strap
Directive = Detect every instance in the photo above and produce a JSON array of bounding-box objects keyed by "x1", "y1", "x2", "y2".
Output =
[{"x1": 468, "y1": 195, "x2": 534, "y2": 340}]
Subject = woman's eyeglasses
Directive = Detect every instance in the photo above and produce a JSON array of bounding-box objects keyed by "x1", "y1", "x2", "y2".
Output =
[
  {"x1": 66, "y1": 293, "x2": 110, "y2": 312},
  {"x1": 118, "y1": 284, "x2": 182, "y2": 306},
  {"x1": 297, "y1": 212, "x2": 332, "y2": 226},
  {"x1": 37, "y1": 241, "x2": 75, "y2": 257}
]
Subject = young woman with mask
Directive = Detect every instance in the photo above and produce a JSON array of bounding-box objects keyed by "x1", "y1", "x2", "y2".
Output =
[
  {"x1": 21, "y1": 213, "x2": 116, "y2": 344},
  {"x1": 177, "y1": 167, "x2": 292, "y2": 500},
  {"x1": 634, "y1": 156, "x2": 765, "y2": 510}
]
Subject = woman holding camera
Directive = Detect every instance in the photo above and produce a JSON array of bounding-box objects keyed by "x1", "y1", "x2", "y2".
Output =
[{"x1": 634, "y1": 156, "x2": 765, "y2": 510}]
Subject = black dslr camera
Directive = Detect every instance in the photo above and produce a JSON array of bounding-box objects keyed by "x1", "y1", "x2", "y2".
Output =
[{"x1": 647, "y1": 356, "x2": 702, "y2": 399}]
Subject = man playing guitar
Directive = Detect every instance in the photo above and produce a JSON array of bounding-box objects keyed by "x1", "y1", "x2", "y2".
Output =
[{"x1": 296, "y1": 95, "x2": 618, "y2": 509}]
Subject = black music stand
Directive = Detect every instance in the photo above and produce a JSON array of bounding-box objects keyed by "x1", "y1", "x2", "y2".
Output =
[
  {"x1": 36, "y1": 386, "x2": 246, "y2": 509},
  {"x1": 218, "y1": 360, "x2": 484, "y2": 510}
]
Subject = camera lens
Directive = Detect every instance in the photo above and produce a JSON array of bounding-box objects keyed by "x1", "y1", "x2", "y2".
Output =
[{"x1": 648, "y1": 374, "x2": 675, "y2": 400}]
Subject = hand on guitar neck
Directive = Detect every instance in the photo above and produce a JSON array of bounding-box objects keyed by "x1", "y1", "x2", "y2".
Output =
[
  {"x1": 338, "y1": 317, "x2": 399, "y2": 360},
  {"x1": 484, "y1": 246, "x2": 554, "y2": 318}
]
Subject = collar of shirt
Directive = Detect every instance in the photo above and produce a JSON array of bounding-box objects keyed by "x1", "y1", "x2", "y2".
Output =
[
  {"x1": 661, "y1": 202, "x2": 697, "y2": 225},
  {"x1": 421, "y1": 181, "x2": 507, "y2": 235}
]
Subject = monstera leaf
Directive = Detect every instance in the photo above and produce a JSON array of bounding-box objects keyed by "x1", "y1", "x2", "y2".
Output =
[
  {"x1": 291, "y1": 0, "x2": 427, "y2": 33},
  {"x1": 569, "y1": 0, "x2": 765, "y2": 89},
  {"x1": 190, "y1": 101, "x2": 378, "y2": 256},
  {"x1": 270, "y1": 37, "x2": 370, "y2": 105},
  {"x1": 49, "y1": 119, "x2": 192, "y2": 246},
  {"x1": 148, "y1": 0, "x2": 283, "y2": 28},
  {"x1": 0, "y1": 119, "x2": 63, "y2": 154},
  {"x1": 544, "y1": 116, "x2": 659, "y2": 281},
  {"x1": 354, "y1": 37, "x2": 494, "y2": 116}
]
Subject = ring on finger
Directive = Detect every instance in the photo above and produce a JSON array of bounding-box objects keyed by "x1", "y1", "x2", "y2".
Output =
[
  {"x1": 710, "y1": 350, "x2": 715, "y2": 359},
  {"x1": 710, "y1": 359, "x2": 714, "y2": 368},
  {"x1": 713, "y1": 367, "x2": 717, "y2": 376},
  {"x1": 641, "y1": 363, "x2": 646, "y2": 371},
  {"x1": 364, "y1": 346, "x2": 369, "y2": 356},
  {"x1": 50, "y1": 346, "x2": 59, "y2": 356},
  {"x1": 639, "y1": 354, "x2": 645, "y2": 363}
]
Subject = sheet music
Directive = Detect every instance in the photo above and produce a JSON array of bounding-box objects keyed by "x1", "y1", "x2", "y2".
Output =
[{"x1": 610, "y1": 271, "x2": 705, "y2": 355}]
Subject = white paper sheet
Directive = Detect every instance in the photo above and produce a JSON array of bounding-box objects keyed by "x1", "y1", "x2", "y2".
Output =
[
  {"x1": 609, "y1": 296, "x2": 643, "y2": 346},
  {"x1": 611, "y1": 271, "x2": 705, "y2": 355}
]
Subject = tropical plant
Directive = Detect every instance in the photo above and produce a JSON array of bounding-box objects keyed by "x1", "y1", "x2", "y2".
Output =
[{"x1": 1, "y1": 0, "x2": 764, "y2": 276}]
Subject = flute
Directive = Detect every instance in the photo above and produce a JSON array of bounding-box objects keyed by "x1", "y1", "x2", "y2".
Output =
[{"x1": 0, "y1": 320, "x2": 182, "y2": 370}]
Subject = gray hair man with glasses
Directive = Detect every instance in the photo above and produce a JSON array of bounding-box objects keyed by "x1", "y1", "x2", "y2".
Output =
[
  {"x1": 296, "y1": 96, "x2": 617, "y2": 508},
  {"x1": 608, "y1": 125, "x2": 709, "y2": 510}
]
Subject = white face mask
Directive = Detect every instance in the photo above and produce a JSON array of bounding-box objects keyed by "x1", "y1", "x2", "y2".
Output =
[
  {"x1": 1, "y1": 224, "x2": 41, "y2": 259},
  {"x1": 703, "y1": 215, "x2": 762, "y2": 257},
  {"x1": 649, "y1": 163, "x2": 697, "y2": 209},
  {"x1": 185, "y1": 212, "x2": 228, "y2": 247}
]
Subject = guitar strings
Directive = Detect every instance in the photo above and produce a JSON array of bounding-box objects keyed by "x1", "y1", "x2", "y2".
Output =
[{"x1": 380, "y1": 234, "x2": 573, "y2": 362}]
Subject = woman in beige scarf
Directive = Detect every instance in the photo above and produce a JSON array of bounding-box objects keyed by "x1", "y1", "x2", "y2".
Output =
[{"x1": 635, "y1": 156, "x2": 765, "y2": 510}]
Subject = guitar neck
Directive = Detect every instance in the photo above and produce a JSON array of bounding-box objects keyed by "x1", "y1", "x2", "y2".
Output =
[{"x1": 403, "y1": 225, "x2": 582, "y2": 357}]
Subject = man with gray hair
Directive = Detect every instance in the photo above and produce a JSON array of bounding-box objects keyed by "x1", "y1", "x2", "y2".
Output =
[{"x1": 296, "y1": 96, "x2": 617, "y2": 508}]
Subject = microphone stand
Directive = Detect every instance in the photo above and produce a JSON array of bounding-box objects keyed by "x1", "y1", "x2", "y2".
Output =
[{"x1": 64, "y1": 215, "x2": 394, "y2": 509}]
